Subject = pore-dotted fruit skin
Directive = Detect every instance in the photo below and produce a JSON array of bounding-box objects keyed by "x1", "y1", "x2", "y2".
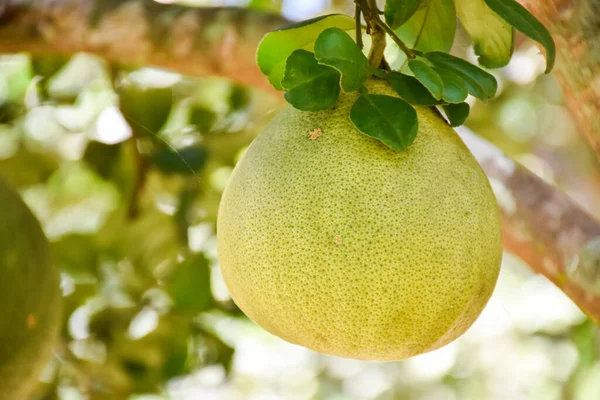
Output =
[
  {"x1": 0, "y1": 178, "x2": 62, "y2": 399},
  {"x1": 217, "y1": 79, "x2": 502, "y2": 361}
]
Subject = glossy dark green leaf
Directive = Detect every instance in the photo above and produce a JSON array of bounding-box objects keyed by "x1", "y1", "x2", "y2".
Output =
[
  {"x1": 256, "y1": 14, "x2": 355, "y2": 90},
  {"x1": 314, "y1": 28, "x2": 369, "y2": 92},
  {"x1": 443, "y1": 102, "x2": 470, "y2": 127},
  {"x1": 282, "y1": 49, "x2": 341, "y2": 111},
  {"x1": 167, "y1": 254, "x2": 213, "y2": 312},
  {"x1": 408, "y1": 59, "x2": 443, "y2": 99},
  {"x1": 384, "y1": 0, "x2": 422, "y2": 29},
  {"x1": 152, "y1": 145, "x2": 207, "y2": 176},
  {"x1": 423, "y1": 52, "x2": 497, "y2": 100},
  {"x1": 434, "y1": 68, "x2": 468, "y2": 103},
  {"x1": 350, "y1": 94, "x2": 418, "y2": 150},
  {"x1": 456, "y1": 0, "x2": 514, "y2": 68},
  {"x1": 484, "y1": 0, "x2": 555, "y2": 72},
  {"x1": 386, "y1": 71, "x2": 440, "y2": 106}
]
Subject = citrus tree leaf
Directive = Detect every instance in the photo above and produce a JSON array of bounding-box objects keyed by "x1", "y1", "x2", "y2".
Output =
[
  {"x1": 151, "y1": 145, "x2": 207, "y2": 176},
  {"x1": 384, "y1": 0, "x2": 422, "y2": 29},
  {"x1": 167, "y1": 254, "x2": 213, "y2": 312},
  {"x1": 434, "y1": 68, "x2": 468, "y2": 103},
  {"x1": 395, "y1": 0, "x2": 456, "y2": 53},
  {"x1": 282, "y1": 50, "x2": 341, "y2": 111},
  {"x1": 484, "y1": 0, "x2": 555, "y2": 72},
  {"x1": 443, "y1": 102, "x2": 470, "y2": 127},
  {"x1": 408, "y1": 59, "x2": 443, "y2": 99},
  {"x1": 350, "y1": 94, "x2": 418, "y2": 150},
  {"x1": 256, "y1": 14, "x2": 355, "y2": 90},
  {"x1": 314, "y1": 28, "x2": 369, "y2": 92},
  {"x1": 456, "y1": 0, "x2": 514, "y2": 68},
  {"x1": 423, "y1": 52, "x2": 497, "y2": 100},
  {"x1": 386, "y1": 71, "x2": 441, "y2": 106}
]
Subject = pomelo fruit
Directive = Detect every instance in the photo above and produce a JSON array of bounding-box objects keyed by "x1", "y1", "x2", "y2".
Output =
[
  {"x1": 0, "y1": 177, "x2": 62, "y2": 399},
  {"x1": 217, "y1": 79, "x2": 502, "y2": 360}
]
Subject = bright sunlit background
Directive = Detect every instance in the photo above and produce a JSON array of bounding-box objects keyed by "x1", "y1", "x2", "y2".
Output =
[{"x1": 2, "y1": 0, "x2": 600, "y2": 399}]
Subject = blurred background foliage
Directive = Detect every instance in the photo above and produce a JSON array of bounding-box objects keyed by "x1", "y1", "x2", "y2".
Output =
[{"x1": 2, "y1": 0, "x2": 600, "y2": 399}]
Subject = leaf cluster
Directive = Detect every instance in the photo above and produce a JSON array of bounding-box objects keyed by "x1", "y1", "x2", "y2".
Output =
[{"x1": 256, "y1": 0, "x2": 555, "y2": 151}]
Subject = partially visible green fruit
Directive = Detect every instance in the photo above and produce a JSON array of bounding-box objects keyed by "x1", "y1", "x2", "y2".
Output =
[
  {"x1": 0, "y1": 178, "x2": 62, "y2": 399},
  {"x1": 217, "y1": 79, "x2": 502, "y2": 360}
]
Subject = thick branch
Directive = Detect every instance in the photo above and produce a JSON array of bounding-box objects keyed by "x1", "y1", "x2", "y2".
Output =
[
  {"x1": 459, "y1": 127, "x2": 600, "y2": 322},
  {"x1": 2, "y1": 1, "x2": 600, "y2": 319},
  {"x1": 0, "y1": 0, "x2": 285, "y2": 92},
  {"x1": 519, "y1": 0, "x2": 600, "y2": 163}
]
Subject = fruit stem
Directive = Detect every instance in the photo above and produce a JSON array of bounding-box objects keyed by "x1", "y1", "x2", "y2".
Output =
[
  {"x1": 355, "y1": 4, "x2": 363, "y2": 50},
  {"x1": 356, "y1": 0, "x2": 415, "y2": 69},
  {"x1": 364, "y1": 0, "x2": 386, "y2": 68},
  {"x1": 372, "y1": 18, "x2": 415, "y2": 60}
]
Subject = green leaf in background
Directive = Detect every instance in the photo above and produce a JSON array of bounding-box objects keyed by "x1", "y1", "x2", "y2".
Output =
[
  {"x1": 484, "y1": 0, "x2": 555, "y2": 72},
  {"x1": 384, "y1": 0, "x2": 422, "y2": 29},
  {"x1": 350, "y1": 94, "x2": 418, "y2": 150},
  {"x1": 423, "y1": 52, "x2": 497, "y2": 100},
  {"x1": 443, "y1": 102, "x2": 470, "y2": 126},
  {"x1": 395, "y1": 0, "x2": 456, "y2": 53},
  {"x1": 152, "y1": 145, "x2": 208, "y2": 176},
  {"x1": 282, "y1": 49, "x2": 341, "y2": 111},
  {"x1": 314, "y1": 28, "x2": 369, "y2": 92},
  {"x1": 408, "y1": 59, "x2": 443, "y2": 99},
  {"x1": 386, "y1": 72, "x2": 441, "y2": 106},
  {"x1": 256, "y1": 14, "x2": 355, "y2": 90},
  {"x1": 167, "y1": 254, "x2": 213, "y2": 312},
  {"x1": 188, "y1": 106, "x2": 217, "y2": 134},
  {"x1": 247, "y1": 0, "x2": 282, "y2": 13},
  {"x1": 455, "y1": 0, "x2": 514, "y2": 68},
  {"x1": 118, "y1": 83, "x2": 173, "y2": 135},
  {"x1": 434, "y1": 68, "x2": 468, "y2": 103}
]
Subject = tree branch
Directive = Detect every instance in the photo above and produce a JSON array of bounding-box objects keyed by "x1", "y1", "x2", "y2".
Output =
[
  {"x1": 2, "y1": 0, "x2": 600, "y2": 319},
  {"x1": 459, "y1": 127, "x2": 600, "y2": 323},
  {"x1": 519, "y1": 0, "x2": 600, "y2": 163},
  {"x1": 0, "y1": 0, "x2": 285, "y2": 92}
]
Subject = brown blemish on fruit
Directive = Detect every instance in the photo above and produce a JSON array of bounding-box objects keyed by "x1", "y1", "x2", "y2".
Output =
[
  {"x1": 308, "y1": 128, "x2": 322, "y2": 140},
  {"x1": 27, "y1": 314, "x2": 37, "y2": 329}
]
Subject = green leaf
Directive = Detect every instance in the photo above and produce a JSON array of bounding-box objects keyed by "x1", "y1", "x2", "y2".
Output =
[
  {"x1": 167, "y1": 254, "x2": 213, "y2": 312},
  {"x1": 282, "y1": 49, "x2": 341, "y2": 111},
  {"x1": 189, "y1": 106, "x2": 217, "y2": 134},
  {"x1": 384, "y1": 0, "x2": 422, "y2": 29},
  {"x1": 443, "y1": 102, "x2": 470, "y2": 127},
  {"x1": 314, "y1": 28, "x2": 369, "y2": 92},
  {"x1": 423, "y1": 52, "x2": 497, "y2": 100},
  {"x1": 408, "y1": 59, "x2": 443, "y2": 99},
  {"x1": 395, "y1": 0, "x2": 456, "y2": 53},
  {"x1": 386, "y1": 72, "x2": 440, "y2": 106},
  {"x1": 350, "y1": 94, "x2": 418, "y2": 150},
  {"x1": 484, "y1": 0, "x2": 555, "y2": 72},
  {"x1": 434, "y1": 68, "x2": 468, "y2": 103},
  {"x1": 456, "y1": 0, "x2": 514, "y2": 68},
  {"x1": 118, "y1": 83, "x2": 173, "y2": 135},
  {"x1": 256, "y1": 14, "x2": 355, "y2": 90},
  {"x1": 151, "y1": 145, "x2": 207, "y2": 176}
]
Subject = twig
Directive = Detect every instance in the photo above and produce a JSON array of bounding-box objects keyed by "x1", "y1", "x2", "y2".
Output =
[
  {"x1": 355, "y1": 4, "x2": 363, "y2": 50},
  {"x1": 372, "y1": 18, "x2": 415, "y2": 60}
]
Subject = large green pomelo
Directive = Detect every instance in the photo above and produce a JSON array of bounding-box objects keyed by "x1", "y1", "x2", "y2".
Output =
[
  {"x1": 217, "y1": 79, "x2": 502, "y2": 360},
  {"x1": 0, "y1": 178, "x2": 62, "y2": 399}
]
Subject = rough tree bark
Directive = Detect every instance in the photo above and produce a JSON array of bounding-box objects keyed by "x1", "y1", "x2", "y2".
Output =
[{"x1": 2, "y1": 0, "x2": 600, "y2": 320}]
